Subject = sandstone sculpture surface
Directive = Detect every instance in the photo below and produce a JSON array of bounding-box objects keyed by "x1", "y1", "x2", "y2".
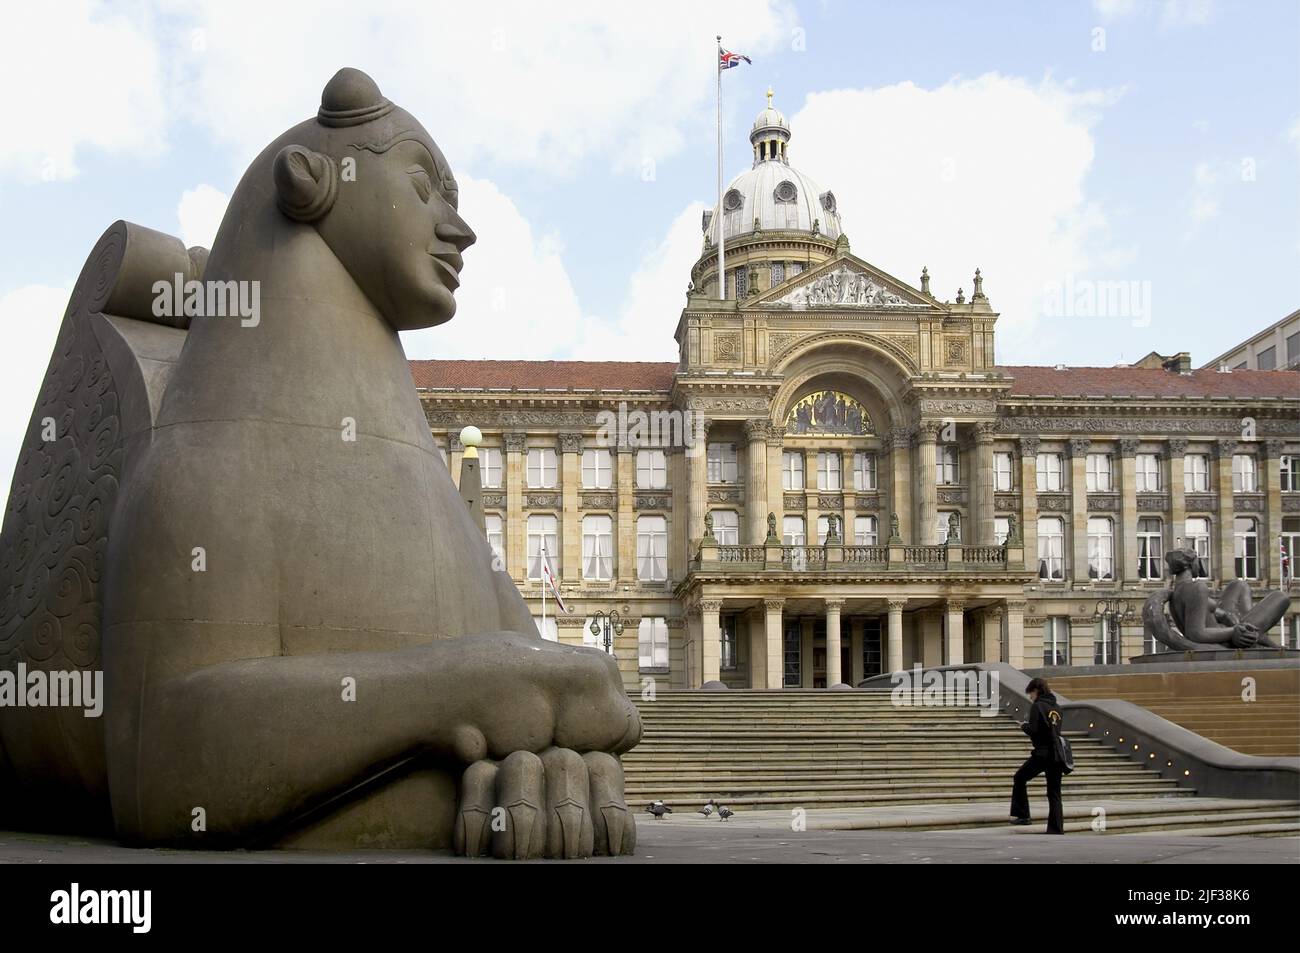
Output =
[{"x1": 0, "y1": 68, "x2": 639, "y2": 858}]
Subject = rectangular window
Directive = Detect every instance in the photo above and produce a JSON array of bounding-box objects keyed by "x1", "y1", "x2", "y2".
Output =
[
  {"x1": 1036, "y1": 453, "x2": 1063, "y2": 491},
  {"x1": 1282, "y1": 456, "x2": 1300, "y2": 492},
  {"x1": 1087, "y1": 517, "x2": 1114, "y2": 580},
  {"x1": 1135, "y1": 453, "x2": 1161, "y2": 492},
  {"x1": 817, "y1": 451, "x2": 842, "y2": 490},
  {"x1": 994, "y1": 452, "x2": 1014, "y2": 491},
  {"x1": 581, "y1": 514, "x2": 613, "y2": 580},
  {"x1": 1287, "y1": 331, "x2": 1300, "y2": 367},
  {"x1": 734, "y1": 266, "x2": 747, "y2": 299},
  {"x1": 1043, "y1": 617, "x2": 1070, "y2": 666},
  {"x1": 1094, "y1": 620, "x2": 1119, "y2": 665},
  {"x1": 1038, "y1": 517, "x2": 1065, "y2": 580},
  {"x1": 707, "y1": 442, "x2": 739, "y2": 484},
  {"x1": 770, "y1": 261, "x2": 785, "y2": 285},
  {"x1": 782, "y1": 516, "x2": 806, "y2": 546},
  {"x1": 480, "y1": 448, "x2": 503, "y2": 488},
  {"x1": 782, "y1": 451, "x2": 805, "y2": 490},
  {"x1": 1085, "y1": 453, "x2": 1113, "y2": 492},
  {"x1": 1184, "y1": 454, "x2": 1209, "y2": 492},
  {"x1": 789, "y1": 262, "x2": 804, "y2": 277},
  {"x1": 936, "y1": 446, "x2": 959, "y2": 485},
  {"x1": 636, "y1": 516, "x2": 668, "y2": 582},
  {"x1": 581, "y1": 449, "x2": 612, "y2": 489},
  {"x1": 853, "y1": 452, "x2": 877, "y2": 491},
  {"x1": 1234, "y1": 517, "x2": 1258, "y2": 579},
  {"x1": 1137, "y1": 517, "x2": 1163, "y2": 580},
  {"x1": 1257, "y1": 345, "x2": 1276, "y2": 370},
  {"x1": 638, "y1": 617, "x2": 669, "y2": 670},
  {"x1": 713, "y1": 509, "x2": 739, "y2": 545},
  {"x1": 1232, "y1": 454, "x2": 1257, "y2": 493},
  {"x1": 720, "y1": 615, "x2": 737, "y2": 671},
  {"x1": 1280, "y1": 517, "x2": 1299, "y2": 585},
  {"x1": 854, "y1": 515, "x2": 878, "y2": 545},
  {"x1": 783, "y1": 620, "x2": 802, "y2": 687},
  {"x1": 861, "y1": 618, "x2": 883, "y2": 677},
  {"x1": 994, "y1": 516, "x2": 1010, "y2": 545},
  {"x1": 635, "y1": 449, "x2": 667, "y2": 489},
  {"x1": 1185, "y1": 517, "x2": 1212, "y2": 576},
  {"x1": 526, "y1": 514, "x2": 558, "y2": 580},
  {"x1": 533, "y1": 616, "x2": 558, "y2": 642},
  {"x1": 1285, "y1": 616, "x2": 1300, "y2": 651},
  {"x1": 526, "y1": 448, "x2": 557, "y2": 488},
  {"x1": 485, "y1": 513, "x2": 504, "y2": 566}
]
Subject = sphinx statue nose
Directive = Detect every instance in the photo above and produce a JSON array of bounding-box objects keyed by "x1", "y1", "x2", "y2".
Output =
[{"x1": 436, "y1": 218, "x2": 476, "y2": 252}]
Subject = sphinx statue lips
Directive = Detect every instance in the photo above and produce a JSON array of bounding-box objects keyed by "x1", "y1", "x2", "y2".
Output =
[{"x1": 0, "y1": 67, "x2": 639, "y2": 859}]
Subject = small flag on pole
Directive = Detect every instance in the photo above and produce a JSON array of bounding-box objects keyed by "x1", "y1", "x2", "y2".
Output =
[
  {"x1": 1281, "y1": 535, "x2": 1291, "y2": 586},
  {"x1": 541, "y1": 543, "x2": 570, "y2": 614},
  {"x1": 719, "y1": 49, "x2": 751, "y2": 70}
]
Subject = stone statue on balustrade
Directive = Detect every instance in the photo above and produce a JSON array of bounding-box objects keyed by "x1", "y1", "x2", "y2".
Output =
[
  {"x1": 1142, "y1": 548, "x2": 1291, "y2": 654},
  {"x1": 0, "y1": 68, "x2": 638, "y2": 859}
]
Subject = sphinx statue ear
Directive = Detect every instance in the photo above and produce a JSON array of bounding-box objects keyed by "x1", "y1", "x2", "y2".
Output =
[{"x1": 273, "y1": 145, "x2": 339, "y2": 223}]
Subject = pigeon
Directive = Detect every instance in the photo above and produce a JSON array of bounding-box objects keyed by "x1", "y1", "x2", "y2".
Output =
[
  {"x1": 698, "y1": 800, "x2": 716, "y2": 817},
  {"x1": 718, "y1": 806, "x2": 735, "y2": 821},
  {"x1": 646, "y1": 800, "x2": 672, "y2": 819}
]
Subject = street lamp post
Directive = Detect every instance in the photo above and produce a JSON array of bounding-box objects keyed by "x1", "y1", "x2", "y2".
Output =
[
  {"x1": 1092, "y1": 596, "x2": 1135, "y2": 664},
  {"x1": 589, "y1": 610, "x2": 624, "y2": 656}
]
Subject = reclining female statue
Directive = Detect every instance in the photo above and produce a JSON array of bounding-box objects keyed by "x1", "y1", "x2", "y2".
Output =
[
  {"x1": 1143, "y1": 547, "x2": 1289, "y2": 652},
  {"x1": 0, "y1": 68, "x2": 638, "y2": 858}
]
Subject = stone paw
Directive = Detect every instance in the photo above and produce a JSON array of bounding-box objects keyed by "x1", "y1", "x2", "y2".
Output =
[{"x1": 453, "y1": 747, "x2": 634, "y2": 859}]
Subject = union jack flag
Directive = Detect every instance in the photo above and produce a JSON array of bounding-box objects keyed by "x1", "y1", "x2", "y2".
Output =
[
  {"x1": 720, "y1": 49, "x2": 751, "y2": 70},
  {"x1": 540, "y1": 543, "x2": 570, "y2": 614},
  {"x1": 1282, "y1": 536, "x2": 1292, "y2": 585}
]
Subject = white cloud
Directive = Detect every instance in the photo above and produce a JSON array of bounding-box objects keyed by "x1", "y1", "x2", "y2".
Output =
[
  {"x1": 0, "y1": 1, "x2": 166, "y2": 182},
  {"x1": 172, "y1": 0, "x2": 796, "y2": 176},
  {"x1": 787, "y1": 73, "x2": 1123, "y2": 360},
  {"x1": 400, "y1": 175, "x2": 587, "y2": 360},
  {"x1": 1092, "y1": 0, "x2": 1214, "y2": 23},
  {"x1": 177, "y1": 184, "x2": 230, "y2": 249},
  {"x1": 0, "y1": 285, "x2": 71, "y2": 488}
]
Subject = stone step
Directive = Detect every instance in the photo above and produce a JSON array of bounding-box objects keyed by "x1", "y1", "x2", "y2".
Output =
[
  {"x1": 626, "y1": 779, "x2": 1183, "y2": 800},
  {"x1": 632, "y1": 785, "x2": 1197, "y2": 812}
]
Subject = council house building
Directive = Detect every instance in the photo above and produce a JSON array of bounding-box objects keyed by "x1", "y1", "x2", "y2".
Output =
[{"x1": 412, "y1": 98, "x2": 1300, "y2": 690}]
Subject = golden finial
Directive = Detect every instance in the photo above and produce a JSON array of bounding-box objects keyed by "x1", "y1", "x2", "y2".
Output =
[{"x1": 766, "y1": 87, "x2": 774, "y2": 108}]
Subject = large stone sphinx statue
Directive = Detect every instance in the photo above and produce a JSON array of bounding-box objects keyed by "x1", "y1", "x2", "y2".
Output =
[
  {"x1": 1142, "y1": 547, "x2": 1291, "y2": 653},
  {"x1": 0, "y1": 68, "x2": 639, "y2": 858}
]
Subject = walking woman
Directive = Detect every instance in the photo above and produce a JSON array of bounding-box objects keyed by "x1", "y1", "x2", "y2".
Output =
[{"x1": 1009, "y1": 677, "x2": 1065, "y2": 834}]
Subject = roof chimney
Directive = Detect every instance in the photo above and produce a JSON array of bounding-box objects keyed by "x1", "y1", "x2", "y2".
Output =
[{"x1": 1161, "y1": 352, "x2": 1192, "y2": 374}]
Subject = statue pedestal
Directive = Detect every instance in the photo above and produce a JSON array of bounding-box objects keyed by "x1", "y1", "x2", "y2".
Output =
[{"x1": 1129, "y1": 647, "x2": 1300, "y2": 664}]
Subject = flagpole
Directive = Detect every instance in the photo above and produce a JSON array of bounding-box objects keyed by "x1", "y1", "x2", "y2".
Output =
[{"x1": 716, "y1": 33, "x2": 725, "y2": 300}]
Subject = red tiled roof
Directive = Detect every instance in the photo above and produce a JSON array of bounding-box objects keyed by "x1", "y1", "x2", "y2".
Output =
[
  {"x1": 407, "y1": 359, "x2": 1300, "y2": 401},
  {"x1": 998, "y1": 365, "x2": 1300, "y2": 400},
  {"x1": 409, "y1": 359, "x2": 677, "y2": 392}
]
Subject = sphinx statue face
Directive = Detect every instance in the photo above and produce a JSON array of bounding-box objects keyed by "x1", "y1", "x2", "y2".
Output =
[{"x1": 273, "y1": 69, "x2": 477, "y2": 331}]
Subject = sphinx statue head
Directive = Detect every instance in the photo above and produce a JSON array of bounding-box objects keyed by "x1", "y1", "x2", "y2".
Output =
[{"x1": 224, "y1": 67, "x2": 475, "y2": 331}]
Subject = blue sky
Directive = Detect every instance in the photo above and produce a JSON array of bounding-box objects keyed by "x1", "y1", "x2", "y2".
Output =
[{"x1": 1, "y1": 0, "x2": 1298, "y2": 477}]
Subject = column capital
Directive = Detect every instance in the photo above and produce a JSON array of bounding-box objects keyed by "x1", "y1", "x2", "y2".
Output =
[
  {"x1": 823, "y1": 598, "x2": 846, "y2": 612},
  {"x1": 448, "y1": 430, "x2": 464, "y2": 452},
  {"x1": 946, "y1": 598, "x2": 969, "y2": 613},
  {"x1": 886, "y1": 597, "x2": 909, "y2": 612},
  {"x1": 762, "y1": 598, "x2": 785, "y2": 612},
  {"x1": 890, "y1": 426, "x2": 912, "y2": 450},
  {"x1": 698, "y1": 599, "x2": 723, "y2": 614},
  {"x1": 1214, "y1": 438, "x2": 1238, "y2": 459},
  {"x1": 744, "y1": 418, "x2": 771, "y2": 442},
  {"x1": 1167, "y1": 438, "x2": 1189, "y2": 455},
  {"x1": 503, "y1": 431, "x2": 528, "y2": 453},
  {"x1": 1068, "y1": 438, "x2": 1092, "y2": 458},
  {"x1": 1263, "y1": 439, "x2": 1286, "y2": 458},
  {"x1": 1004, "y1": 599, "x2": 1028, "y2": 613},
  {"x1": 974, "y1": 420, "x2": 997, "y2": 442},
  {"x1": 1018, "y1": 435, "x2": 1041, "y2": 456},
  {"x1": 915, "y1": 420, "x2": 942, "y2": 443},
  {"x1": 1118, "y1": 438, "x2": 1140, "y2": 458},
  {"x1": 559, "y1": 432, "x2": 584, "y2": 454},
  {"x1": 983, "y1": 606, "x2": 1004, "y2": 622}
]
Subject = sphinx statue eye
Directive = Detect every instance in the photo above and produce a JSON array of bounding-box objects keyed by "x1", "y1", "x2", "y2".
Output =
[{"x1": 407, "y1": 166, "x2": 433, "y2": 202}]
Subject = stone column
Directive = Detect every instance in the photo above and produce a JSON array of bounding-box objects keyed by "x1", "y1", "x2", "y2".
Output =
[
  {"x1": 1019, "y1": 437, "x2": 1040, "y2": 575},
  {"x1": 668, "y1": 446, "x2": 689, "y2": 583},
  {"x1": 504, "y1": 432, "x2": 527, "y2": 583},
  {"x1": 825, "y1": 598, "x2": 844, "y2": 687},
  {"x1": 944, "y1": 599, "x2": 966, "y2": 666},
  {"x1": 685, "y1": 606, "x2": 701, "y2": 689},
  {"x1": 1168, "y1": 439, "x2": 1188, "y2": 551},
  {"x1": 803, "y1": 448, "x2": 817, "y2": 543},
  {"x1": 801, "y1": 617, "x2": 814, "y2": 688},
  {"x1": 448, "y1": 430, "x2": 464, "y2": 488},
  {"x1": 747, "y1": 607, "x2": 767, "y2": 689},
  {"x1": 890, "y1": 427, "x2": 913, "y2": 543},
  {"x1": 616, "y1": 441, "x2": 635, "y2": 583},
  {"x1": 1118, "y1": 438, "x2": 1139, "y2": 584},
  {"x1": 765, "y1": 428, "x2": 785, "y2": 535},
  {"x1": 1215, "y1": 439, "x2": 1237, "y2": 581},
  {"x1": 974, "y1": 422, "x2": 996, "y2": 545},
  {"x1": 1264, "y1": 440, "x2": 1285, "y2": 587},
  {"x1": 560, "y1": 433, "x2": 583, "y2": 582},
  {"x1": 914, "y1": 422, "x2": 939, "y2": 546},
  {"x1": 919, "y1": 610, "x2": 943, "y2": 667},
  {"x1": 886, "y1": 598, "x2": 906, "y2": 674},
  {"x1": 982, "y1": 606, "x2": 1004, "y2": 663},
  {"x1": 850, "y1": 617, "x2": 865, "y2": 686},
  {"x1": 688, "y1": 418, "x2": 712, "y2": 549},
  {"x1": 745, "y1": 419, "x2": 769, "y2": 545},
  {"x1": 764, "y1": 599, "x2": 785, "y2": 689},
  {"x1": 1004, "y1": 600, "x2": 1026, "y2": 669},
  {"x1": 700, "y1": 599, "x2": 722, "y2": 686},
  {"x1": 1068, "y1": 438, "x2": 1091, "y2": 585}
]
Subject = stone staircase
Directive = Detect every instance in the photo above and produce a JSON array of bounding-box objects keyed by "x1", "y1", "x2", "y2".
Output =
[{"x1": 624, "y1": 690, "x2": 1300, "y2": 834}]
